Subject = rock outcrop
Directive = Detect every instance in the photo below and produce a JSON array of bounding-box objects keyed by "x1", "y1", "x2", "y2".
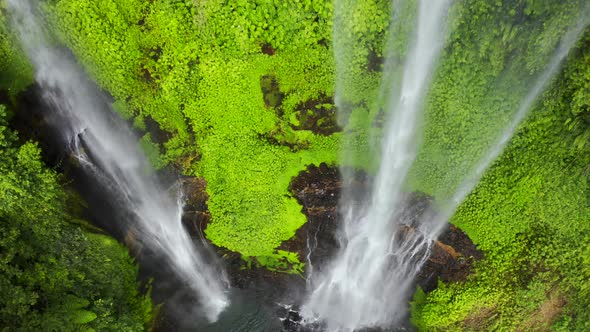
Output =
[
  {"x1": 284, "y1": 163, "x2": 483, "y2": 292},
  {"x1": 178, "y1": 177, "x2": 212, "y2": 235}
]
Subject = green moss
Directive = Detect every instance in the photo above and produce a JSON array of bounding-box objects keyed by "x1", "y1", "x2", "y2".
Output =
[
  {"x1": 188, "y1": 53, "x2": 342, "y2": 257},
  {"x1": 36, "y1": 0, "x2": 395, "y2": 267},
  {"x1": 251, "y1": 250, "x2": 305, "y2": 274}
]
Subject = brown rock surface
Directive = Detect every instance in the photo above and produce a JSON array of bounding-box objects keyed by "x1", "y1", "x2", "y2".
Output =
[
  {"x1": 178, "y1": 177, "x2": 212, "y2": 235},
  {"x1": 283, "y1": 163, "x2": 483, "y2": 292}
]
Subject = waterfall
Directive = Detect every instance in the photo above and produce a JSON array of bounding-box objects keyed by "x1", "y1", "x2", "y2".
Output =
[
  {"x1": 6, "y1": 0, "x2": 229, "y2": 322},
  {"x1": 301, "y1": 0, "x2": 452, "y2": 330},
  {"x1": 302, "y1": 0, "x2": 589, "y2": 330}
]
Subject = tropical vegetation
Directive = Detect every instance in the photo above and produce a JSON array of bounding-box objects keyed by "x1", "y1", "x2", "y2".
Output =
[{"x1": 0, "y1": 0, "x2": 589, "y2": 330}]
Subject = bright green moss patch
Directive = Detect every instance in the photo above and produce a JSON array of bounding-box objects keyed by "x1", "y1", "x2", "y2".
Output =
[{"x1": 192, "y1": 53, "x2": 340, "y2": 257}]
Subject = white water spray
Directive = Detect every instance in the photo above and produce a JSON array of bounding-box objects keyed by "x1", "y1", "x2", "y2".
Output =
[
  {"x1": 7, "y1": 0, "x2": 229, "y2": 321},
  {"x1": 301, "y1": 1, "x2": 452, "y2": 330}
]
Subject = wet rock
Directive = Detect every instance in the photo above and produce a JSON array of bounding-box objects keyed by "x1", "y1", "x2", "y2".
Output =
[
  {"x1": 124, "y1": 228, "x2": 144, "y2": 257},
  {"x1": 281, "y1": 163, "x2": 353, "y2": 269},
  {"x1": 278, "y1": 305, "x2": 305, "y2": 332},
  {"x1": 178, "y1": 177, "x2": 212, "y2": 235},
  {"x1": 144, "y1": 114, "x2": 172, "y2": 145},
  {"x1": 439, "y1": 224, "x2": 484, "y2": 261},
  {"x1": 277, "y1": 303, "x2": 412, "y2": 332},
  {"x1": 417, "y1": 225, "x2": 484, "y2": 292},
  {"x1": 291, "y1": 94, "x2": 340, "y2": 136},
  {"x1": 283, "y1": 163, "x2": 483, "y2": 292},
  {"x1": 261, "y1": 43, "x2": 276, "y2": 55}
]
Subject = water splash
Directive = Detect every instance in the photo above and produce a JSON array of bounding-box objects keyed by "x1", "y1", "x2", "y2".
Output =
[
  {"x1": 6, "y1": 0, "x2": 229, "y2": 321},
  {"x1": 301, "y1": 0, "x2": 452, "y2": 330}
]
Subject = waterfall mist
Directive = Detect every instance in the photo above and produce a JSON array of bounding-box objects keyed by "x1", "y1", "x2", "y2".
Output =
[{"x1": 6, "y1": 0, "x2": 229, "y2": 322}]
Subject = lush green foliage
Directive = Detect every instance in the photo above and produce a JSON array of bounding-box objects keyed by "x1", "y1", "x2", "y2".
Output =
[
  {"x1": 407, "y1": 1, "x2": 590, "y2": 330},
  {"x1": 2, "y1": 0, "x2": 590, "y2": 329},
  {"x1": 0, "y1": 105, "x2": 152, "y2": 331}
]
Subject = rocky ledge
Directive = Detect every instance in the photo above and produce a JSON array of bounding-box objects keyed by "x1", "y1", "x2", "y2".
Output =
[
  {"x1": 178, "y1": 163, "x2": 483, "y2": 331},
  {"x1": 282, "y1": 163, "x2": 483, "y2": 293}
]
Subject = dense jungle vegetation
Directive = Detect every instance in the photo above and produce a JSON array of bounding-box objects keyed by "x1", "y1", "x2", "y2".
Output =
[{"x1": 1, "y1": 0, "x2": 590, "y2": 330}]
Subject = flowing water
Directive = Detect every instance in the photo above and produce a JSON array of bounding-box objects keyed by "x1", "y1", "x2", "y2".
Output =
[
  {"x1": 302, "y1": 1, "x2": 589, "y2": 332},
  {"x1": 6, "y1": 0, "x2": 229, "y2": 322},
  {"x1": 301, "y1": 1, "x2": 452, "y2": 330}
]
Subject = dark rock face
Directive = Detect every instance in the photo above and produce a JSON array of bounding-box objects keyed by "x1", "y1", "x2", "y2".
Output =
[
  {"x1": 261, "y1": 43, "x2": 277, "y2": 55},
  {"x1": 179, "y1": 177, "x2": 212, "y2": 235},
  {"x1": 417, "y1": 225, "x2": 484, "y2": 292},
  {"x1": 281, "y1": 163, "x2": 343, "y2": 269},
  {"x1": 282, "y1": 163, "x2": 483, "y2": 292},
  {"x1": 144, "y1": 114, "x2": 172, "y2": 146}
]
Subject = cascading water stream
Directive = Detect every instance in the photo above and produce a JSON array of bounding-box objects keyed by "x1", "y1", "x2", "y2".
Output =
[
  {"x1": 303, "y1": 2, "x2": 589, "y2": 331},
  {"x1": 301, "y1": 1, "x2": 452, "y2": 330},
  {"x1": 6, "y1": 0, "x2": 229, "y2": 322},
  {"x1": 429, "y1": 14, "x2": 590, "y2": 236}
]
